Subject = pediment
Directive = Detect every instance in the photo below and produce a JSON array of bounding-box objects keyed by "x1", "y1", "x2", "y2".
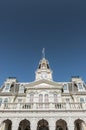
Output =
[{"x1": 25, "y1": 79, "x2": 63, "y2": 90}]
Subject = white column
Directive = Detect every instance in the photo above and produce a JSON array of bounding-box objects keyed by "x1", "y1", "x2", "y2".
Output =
[
  {"x1": 12, "y1": 118, "x2": 19, "y2": 130},
  {"x1": 68, "y1": 125, "x2": 74, "y2": 130},
  {"x1": 0, "y1": 119, "x2": 4, "y2": 130},
  {"x1": 49, "y1": 118, "x2": 55, "y2": 130},
  {"x1": 30, "y1": 118, "x2": 37, "y2": 130}
]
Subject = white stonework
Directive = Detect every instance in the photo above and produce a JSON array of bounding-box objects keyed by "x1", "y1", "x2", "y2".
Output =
[{"x1": 0, "y1": 55, "x2": 86, "y2": 130}]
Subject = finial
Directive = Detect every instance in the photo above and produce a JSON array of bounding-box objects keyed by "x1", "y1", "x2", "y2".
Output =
[{"x1": 42, "y1": 48, "x2": 45, "y2": 58}]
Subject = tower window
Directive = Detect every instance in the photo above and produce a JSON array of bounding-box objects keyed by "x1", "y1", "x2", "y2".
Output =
[
  {"x1": 47, "y1": 64, "x2": 50, "y2": 69},
  {"x1": 38, "y1": 64, "x2": 41, "y2": 69}
]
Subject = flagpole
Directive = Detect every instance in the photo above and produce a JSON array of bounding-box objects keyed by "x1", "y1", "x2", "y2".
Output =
[{"x1": 42, "y1": 48, "x2": 45, "y2": 58}]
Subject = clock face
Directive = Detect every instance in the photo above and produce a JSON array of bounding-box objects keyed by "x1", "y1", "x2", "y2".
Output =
[{"x1": 41, "y1": 72, "x2": 47, "y2": 78}]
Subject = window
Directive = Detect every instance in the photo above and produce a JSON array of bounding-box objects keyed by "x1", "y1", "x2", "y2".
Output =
[
  {"x1": 63, "y1": 84, "x2": 68, "y2": 92},
  {"x1": 80, "y1": 98, "x2": 84, "y2": 103},
  {"x1": 44, "y1": 94, "x2": 49, "y2": 103},
  {"x1": 18, "y1": 99, "x2": 22, "y2": 103},
  {"x1": 66, "y1": 98, "x2": 70, "y2": 103},
  {"x1": 39, "y1": 94, "x2": 43, "y2": 108},
  {"x1": 77, "y1": 83, "x2": 84, "y2": 91},
  {"x1": 39, "y1": 94, "x2": 43, "y2": 103},
  {"x1": 44, "y1": 94, "x2": 49, "y2": 108},
  {"x1": 4, "y1": 98, "x2": 8, "y2": 103},
  {"x1": 5, "y1": 84, "x2": 10, "y2": 90},
  {"x1": 54, "y1": 94, "x2": 58, "y2": 103},
  {"x1": 30, "y1": 94, "x2": 34, "y2": 103},
  {"x1": 19, "y1": 85, "x2": 24, "y2": 93},
  {"x1": 0, "y1": 98, "x2": 2, "y2": 106}
]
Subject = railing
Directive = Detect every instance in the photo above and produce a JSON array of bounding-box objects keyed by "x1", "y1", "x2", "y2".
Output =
[{"x1": 0, "y1": 102, "x2": 86, "y2": 110}]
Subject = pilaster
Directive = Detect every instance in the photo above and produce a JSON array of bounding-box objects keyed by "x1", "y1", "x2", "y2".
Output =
[
  {"x1": 30, "y1": 118, "x2": 37, "y2": 130},
  {"x1": 67, "y1": 117, "x2": 74, "y2": 130},
  {"x1": 49, "y1": 118, "x2": 55, "y2": 130},
  {"x1": 12, "y1": 118, "x2": 19, "y2": 130}
]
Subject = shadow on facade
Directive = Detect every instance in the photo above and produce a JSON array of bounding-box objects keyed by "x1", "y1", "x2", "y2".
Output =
[
  {"x1": 56, "y1": 119, "x2": 68, "y2": 130},
  {"x1": 37, "y1": 119, "x2": 49, "y2": 130},
  {"x1": 18, "y1": 119, "x2": 30, "y2": 130},
  {"x1": 74, "y1": 119, "x2": 86, "y2": 130},
  {"x1": 0, "y1": 119, "x2": 12, "y2": 130}
]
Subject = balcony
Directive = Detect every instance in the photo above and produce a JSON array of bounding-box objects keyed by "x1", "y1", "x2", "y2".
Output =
[{"x1": 0, "y1": 102, "x2": 86, "y2": 111}]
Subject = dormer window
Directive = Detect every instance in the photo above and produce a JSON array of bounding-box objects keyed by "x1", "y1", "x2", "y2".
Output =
[
  {"x1": 2, "y1": 83, "x2": 11, "y2": 92},
  {"x1": 63, "y1": 84, "x2": 69, "y2": 93},
  {"x1": 19, "y1": 85, "x2": 24, "y2": 93},
  {"x1": 5, "y1": 84, "x2": 10, "y2": 90},
  {"x1": 77, "y1": 83, "x2": 84, "y2": 91}
]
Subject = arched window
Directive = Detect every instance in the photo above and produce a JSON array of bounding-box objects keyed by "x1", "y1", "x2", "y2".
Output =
[
  {"x1": 39, "y1": 94, "x2": 43, "y2": 108},
  {"x1": 44, "y1": 94, "x2": 49, "y2": 108},
  {"x1": 54, "y1": 94, "x2": 58, "y2": 103},
  {"x1": 39, "y1": 94, "x2": 43, "y2": 103},
  {"x1": 44, "y1": 94, "x2": 49, "y2": 103},
  {"x1": 30, "y1": 94, "x2": 34, "y2": 103}
]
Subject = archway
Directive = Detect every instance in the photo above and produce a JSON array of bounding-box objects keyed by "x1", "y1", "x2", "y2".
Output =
[
  {"x1": 0, "y1": 119, "x2": 12, "y2": 130},
  {"x1": 74, "y1": 119, "x2": 86, "y2": 130},
  {"x1": 37, "y1": 119, "x2": 49, "y2": 130},
  {"x1": 56, "y1": 119, "x2": 68, "y2": 130},
  {"x1": 18, "y1": 119, "x2": 30, "y2": 130}
]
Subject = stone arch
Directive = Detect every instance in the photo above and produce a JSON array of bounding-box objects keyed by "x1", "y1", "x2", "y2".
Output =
[
  {"x1": 18, "y1": 119, "x2": 30, "y2": 130},
  {"x1": 1, "y1": 119, "x2": 12, "y2": 130},
  {"x1": 74, "y1": 119, "x2": 86, "y2": 130},
  {"x1": 37, "y1": 119, "x2": 49, "y2": 130},
  {"x1": 56, "y1": 119, "x2": 68, "y2": 130}
]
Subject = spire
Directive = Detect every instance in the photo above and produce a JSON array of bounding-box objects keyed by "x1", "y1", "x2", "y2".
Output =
[
  {"x1": 42, "y1": 48, "x2": 45, "y2": 58},
  {"x1": 35, "y1": 49, "x2": 53, "y2": 81}
]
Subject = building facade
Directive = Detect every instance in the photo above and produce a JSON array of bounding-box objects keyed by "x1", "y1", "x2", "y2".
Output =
[{"x1": 0, "y1": 55, "x2": 86, "y2": 130}]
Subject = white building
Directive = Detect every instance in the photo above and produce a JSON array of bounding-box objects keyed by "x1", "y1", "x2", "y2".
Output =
[{"x1": 0, "y1": 53, "x2": 86, "y2": 130}]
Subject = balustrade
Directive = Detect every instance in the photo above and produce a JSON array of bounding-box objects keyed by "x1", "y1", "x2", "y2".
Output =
[{"x1": 0, "y1": 102, "x2": 86, "y2": 110}]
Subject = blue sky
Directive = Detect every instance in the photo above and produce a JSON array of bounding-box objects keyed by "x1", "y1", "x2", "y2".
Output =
[{"x1": 0, "y1": 1, "x2": 86, "y2": 86}]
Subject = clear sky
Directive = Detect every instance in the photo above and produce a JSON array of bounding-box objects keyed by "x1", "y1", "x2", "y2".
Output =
[{"x1": 0, "y1": 1, "x2": 86, "y2": 86}]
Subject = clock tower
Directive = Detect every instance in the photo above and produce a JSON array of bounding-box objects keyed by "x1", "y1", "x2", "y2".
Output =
[{"x1": 35, "y1": 49, "x2": 53, "y2": 81}]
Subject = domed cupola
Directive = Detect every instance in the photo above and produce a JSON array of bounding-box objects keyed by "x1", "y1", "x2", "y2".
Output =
[{"x1": 35, "y1": 49, "x2": 53, "y2": 81}]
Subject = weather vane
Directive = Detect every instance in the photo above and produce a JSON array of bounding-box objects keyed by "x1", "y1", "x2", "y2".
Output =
[{"x1": 42, "y1": 48, "x2": 45, "y2": 58}]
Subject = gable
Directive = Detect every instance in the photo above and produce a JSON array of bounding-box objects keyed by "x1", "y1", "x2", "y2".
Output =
[{"x1": 25, "y1": 79, "x2": 63, "y2": 90}]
